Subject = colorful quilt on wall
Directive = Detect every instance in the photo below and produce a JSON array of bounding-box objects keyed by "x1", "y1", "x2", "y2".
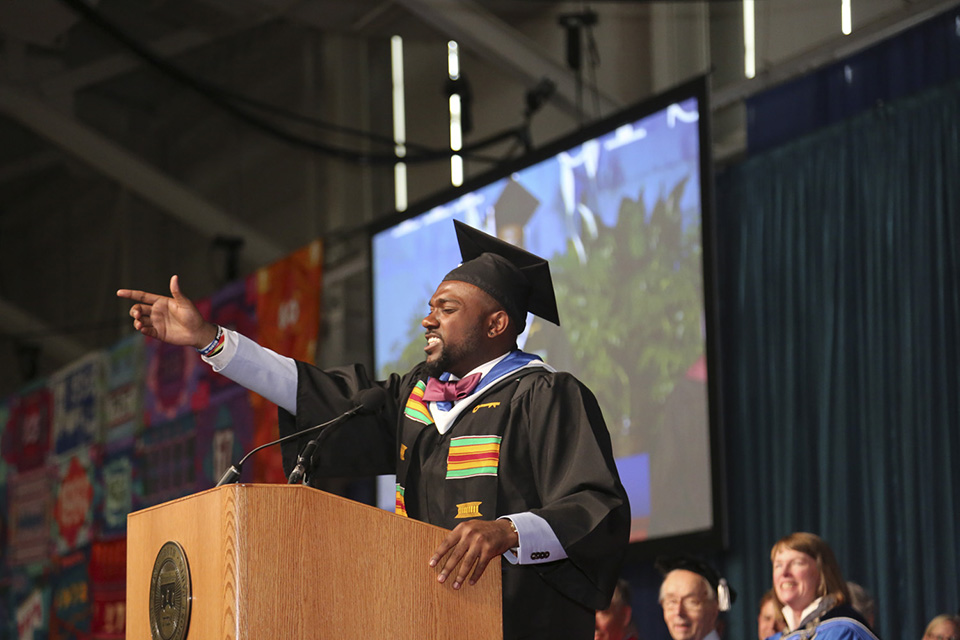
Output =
[{"x1": 0, "y1": 239, "x2": 324, "y2": 637}]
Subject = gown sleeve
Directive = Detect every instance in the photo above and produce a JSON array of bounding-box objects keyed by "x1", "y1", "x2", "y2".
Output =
[
  {"x1": 276, "y1": 361, "x2": 418, "y2": 480},
  {"x1": 514, "y1": 371, "x2": 631, "y2": 610}
]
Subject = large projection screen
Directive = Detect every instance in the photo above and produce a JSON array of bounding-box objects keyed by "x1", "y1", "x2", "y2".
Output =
[{"x1": 371, "y1": 77, "x2": 720, "y2": 545}]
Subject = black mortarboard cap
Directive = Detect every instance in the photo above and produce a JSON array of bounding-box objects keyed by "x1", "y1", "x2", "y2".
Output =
[
  {"x1": 655, "y1": 555, "x2": 737, "y2": 611},
  {"x1": 443, "y1": 220, "x2": 560, "y2": 332},
  {"x1": 494, "y1": 178, "x2": 540, "y2": 229}
]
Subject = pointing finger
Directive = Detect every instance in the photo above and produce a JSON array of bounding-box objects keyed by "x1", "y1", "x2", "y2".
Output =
[{"x1": 116, "y1": 288, "x2": 161, "y2": 305}]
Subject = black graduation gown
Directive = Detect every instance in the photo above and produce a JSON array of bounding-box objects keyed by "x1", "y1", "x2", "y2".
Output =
[{"x1": 278, "y1": 359, "x2": 630, "y2": 640}]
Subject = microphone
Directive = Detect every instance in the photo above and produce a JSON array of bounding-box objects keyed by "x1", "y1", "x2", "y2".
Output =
[
  {"x1": 215, "y1": 387, "x2": 388, "y2": 487},
  {"x1": 287, "y1": 387, "x2": 388, "y2": 485}
]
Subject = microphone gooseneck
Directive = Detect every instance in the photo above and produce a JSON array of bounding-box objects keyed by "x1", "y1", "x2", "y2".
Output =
[
  {"x1": 216, "y1": 386, "x2": 387, "y2": 488},
  {"x1": 285, "y1": 406, "x2": 360, "y2": 485},
  {"x1": 286, "y1": 387, "x2": 388, "y2": 485}
]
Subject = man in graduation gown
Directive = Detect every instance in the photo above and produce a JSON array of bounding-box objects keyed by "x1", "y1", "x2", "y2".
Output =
[{"x1": 118, "y1": 220, "x2": 631, "y2": 640}]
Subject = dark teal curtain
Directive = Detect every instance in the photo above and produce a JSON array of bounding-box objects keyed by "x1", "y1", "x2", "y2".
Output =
[{"x1": 714, "y1": 79, "x2": 960, "y2": 640}]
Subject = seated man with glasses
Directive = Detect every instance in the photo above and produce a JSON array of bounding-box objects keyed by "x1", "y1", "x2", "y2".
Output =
[{"x1": 657, "y1": 556, "x2": 736, "y2": 640}]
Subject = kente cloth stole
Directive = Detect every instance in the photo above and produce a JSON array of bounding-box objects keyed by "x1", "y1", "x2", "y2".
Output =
[
  {"x1": 403, "y1": 380, "x2": 433, "y2": 426},
  {"x1": 395, "y1": 352, "x2": 546, "y2": 517}
]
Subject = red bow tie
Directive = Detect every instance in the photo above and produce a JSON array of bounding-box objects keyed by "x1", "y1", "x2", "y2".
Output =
[{"x1": 422, "y1": 372, "x2": 482, "y2": 402}]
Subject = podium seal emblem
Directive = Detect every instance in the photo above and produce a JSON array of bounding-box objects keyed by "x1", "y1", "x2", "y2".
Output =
[{"x1": 149, "y1": 541, "x2": 192, "y2": 640}]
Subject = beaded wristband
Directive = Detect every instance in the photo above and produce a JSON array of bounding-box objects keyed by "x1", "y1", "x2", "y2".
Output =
[{"x1": 197, "y1": 325, "x2": 224, "y2": 357}]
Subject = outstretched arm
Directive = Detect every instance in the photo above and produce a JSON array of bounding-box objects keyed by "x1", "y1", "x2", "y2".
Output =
[{"x1": 117, "y1": 275, "x2": 217, "y2": 348}]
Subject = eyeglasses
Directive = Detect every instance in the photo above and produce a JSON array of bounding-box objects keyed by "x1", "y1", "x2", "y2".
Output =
[
  {"x1": 661, "y1": 596, "x2": 706, "y2": 612},
  {"x1": 925, "y1": 634, "x2": 959, "y2": 640}
]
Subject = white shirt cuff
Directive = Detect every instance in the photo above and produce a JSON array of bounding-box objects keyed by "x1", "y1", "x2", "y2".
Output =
[
  {"x1": 499, "y1": 512, "x2": 567, "y2": 565},
  {"x1": 201, "y1": 329, "x2": 298, "y2": 414},
  {"x1": 201, "y1": 325, "x2": 239, "y2": 367}
]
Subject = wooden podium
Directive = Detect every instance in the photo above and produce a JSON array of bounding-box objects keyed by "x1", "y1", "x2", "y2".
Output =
[{"x1": 126, "y1": 484, "x2": 502, "y2": 639}]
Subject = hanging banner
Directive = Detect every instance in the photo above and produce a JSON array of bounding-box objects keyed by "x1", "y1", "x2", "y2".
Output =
[
  {"x1": 90, "y1": 536, "x2": 126, "y2": 584},
  {"x1": 7, "y1": 466, "x2": 53, "y2": 568},
  {"x1": 90, "y1": 537, "x2": 126, "y2": 639},
  {"x1": 256, "y1": 240, "x2": 322, "y2": 364},
  {"x1": 103, "y1": 334, "x2": 144, "y2": 453},
  {"x1": 143, "y1": 340, "x2": 210, "y2": 431},
  {"x1": 98, "y1": 447, "x2": 134, "y2": 539},
  {"x1": 51, "y1": 352, "x2": 104, "y2": 455},
  {"x1": 195, "y1": 385, "x2": 254, "y2": 488},
  {"x1": 135, "y1": 413, "x2": 197, "y2": 509},
  {"x1": 49, "y1": 548, "x2": 92, "y2": 640},
  {"x1": 251, "y1": 240, "x2": 323, "y2": 482},
  {"x1": 143, "y1": 296, "x2": 213, "y2": 427},
  {"x1": 53, "y1": 450, "x2": 98, "y2": 554},
  {"x1": 142, "y1": 338, "x2": 209, "y2": 428},
  {"x1": 1, "y1": 382, "x2": 52, "y2": 473},
  {"x1": 15, "y1": 586, "x2": 49, "y2": 640}
]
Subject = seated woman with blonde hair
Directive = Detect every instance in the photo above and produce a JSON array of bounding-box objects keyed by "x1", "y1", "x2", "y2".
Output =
[
  {"x1": 767, "y1": 532, "x2": 879, "y2": 640},
  {"x1": 923, "y1": 614, "x2": 960, "y2": 640}
]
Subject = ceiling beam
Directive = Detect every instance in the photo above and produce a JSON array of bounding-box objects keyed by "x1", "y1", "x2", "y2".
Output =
[{"x1": 0, "y1": 83, "x2": 286, "y2": 266}]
